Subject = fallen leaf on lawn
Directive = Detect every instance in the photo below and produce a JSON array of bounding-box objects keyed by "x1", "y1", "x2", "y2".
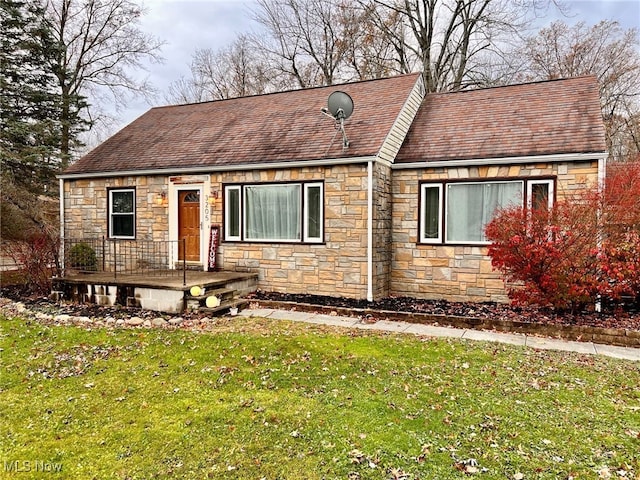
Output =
[
  {"x1": 624, "y1": 429, "x2": 639, "y2": 439},
  {"x1": 598, "y1": 466, "x2": 611, "y2": 479},
  {"x1": 388, "y1": 468, "x2": 410, "y2": 479},
  {"x1": 349, "y1": 449, "x2": 365, "y2": 464}
]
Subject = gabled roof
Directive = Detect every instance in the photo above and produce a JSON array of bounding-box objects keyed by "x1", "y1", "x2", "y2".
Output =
[
  {"x1": 396, "y1": 76, "x2": 606, "y2": 164},
  {"x1": 63, "y1": 73, "x2": 422, "y2": 176}
]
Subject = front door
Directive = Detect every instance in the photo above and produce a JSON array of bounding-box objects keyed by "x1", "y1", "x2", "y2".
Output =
[{"x1": 178, "y1": 190, "x2": 200, "y2": 262}]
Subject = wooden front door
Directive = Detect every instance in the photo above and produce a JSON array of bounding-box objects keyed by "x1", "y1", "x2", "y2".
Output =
[{"x1": 178, "y1": 190, "x2": 200, "y2": 262}]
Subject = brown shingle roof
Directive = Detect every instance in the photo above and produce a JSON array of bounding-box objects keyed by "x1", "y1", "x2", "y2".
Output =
[
  {"x1": 63, "y1": 73, "x2": 421, "y2": 175},
  {"x1": 396, "y1": 76, "x2": 606, "y2": 163}
]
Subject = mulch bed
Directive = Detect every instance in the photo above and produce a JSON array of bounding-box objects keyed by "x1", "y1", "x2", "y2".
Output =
[{"x1": 247, "y1": 291, "x2": 640, "y2": 332}]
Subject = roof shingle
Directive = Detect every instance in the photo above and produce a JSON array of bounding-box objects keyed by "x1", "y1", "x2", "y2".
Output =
[
  {"x1": 396, "y1": 75, "x2": 606, "y2": 163},
  {"x1": 64, "y1": 74, "x2": 421, "y2": 175}
]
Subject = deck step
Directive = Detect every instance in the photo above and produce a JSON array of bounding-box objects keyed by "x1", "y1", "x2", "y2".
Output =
[
  {"x1": 199, "y1": 298, "x2": 249, "y2": 315},
  {"x1": 185, "y1": 285, "x2": 245, "y2": 315},
  {"x1": 186, "y1": 287, "x2": 235, "y2": 301}
]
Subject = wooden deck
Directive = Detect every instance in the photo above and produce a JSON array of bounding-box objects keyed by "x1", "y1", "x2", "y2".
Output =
[
  {"x1": 53, "y1": 270, "x2": 257, "y2": 291},
  {"x1": 51, "y1": 270, "x2": 259, "y2": 313}
]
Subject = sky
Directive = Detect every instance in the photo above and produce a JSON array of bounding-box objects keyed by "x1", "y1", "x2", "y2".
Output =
[{"x1": 108, "y1": 0, "x2": 640, "y2": 138}]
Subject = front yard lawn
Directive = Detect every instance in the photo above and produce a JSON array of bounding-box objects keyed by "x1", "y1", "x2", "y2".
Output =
[{"x1": 1, "y1": 315, "x2": 638, "y2": 479}]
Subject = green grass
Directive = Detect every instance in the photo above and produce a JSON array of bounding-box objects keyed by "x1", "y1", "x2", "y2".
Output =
[{"x1": 1, "y1": 315, "x2": 639, "y2": 479}]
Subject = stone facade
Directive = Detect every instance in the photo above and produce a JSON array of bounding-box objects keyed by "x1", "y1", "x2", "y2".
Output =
[
  {"x1": 372, "y1": 162, "x2": 393, "y2": 298},
  {"x1": 64, "y1": 176, "x2": 170, "y2": 272},
  {"x1": 64, "y1": 176, "x2": 169, "y2": 241},
  {"x1": 390, "y1": 161, "x2": 600, "y2": 302},
  {"x1": 62, "y1": 160, "x2": 600, "y2": 303},
  {"x1": 210, "y1": 164, "x2": 371, "y2": 299}
]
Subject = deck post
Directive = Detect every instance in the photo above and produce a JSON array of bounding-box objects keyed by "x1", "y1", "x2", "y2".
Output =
[
  {"x1": 113, "y1": 240, "x2": 117, "y2": 279},
  {"x1": 182, "y1": 238, "x2": 186, "y2": 286}
]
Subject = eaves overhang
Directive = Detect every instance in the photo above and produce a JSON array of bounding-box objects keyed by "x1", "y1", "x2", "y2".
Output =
[
  {"x1": 392, "y1": 152, "x2": 608, "y2": 170},
  {"x1": 58, "y1": 155, "x2": 378, "y2": 180}
]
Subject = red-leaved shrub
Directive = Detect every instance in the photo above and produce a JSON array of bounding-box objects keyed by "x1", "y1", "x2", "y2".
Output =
[
  {"x1": 5, "y1": 228, "x2": 60, "y2": 295},
  {"x1": 486, "y1": 160, "x2": 640, "y2": 311}
]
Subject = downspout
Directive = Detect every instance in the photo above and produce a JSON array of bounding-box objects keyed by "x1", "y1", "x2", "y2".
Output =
[
  {"x1": 597, "y1": 155, "x2": 606, "y2": 191},
  {"x1": 367, "y1": 160, "x2": 374, "y2": 302},
  {"x1": 595, "y1": 155, "x2": 607, "y2": 313},
  {"x1": 59, "y1": 178, "x2": 65, "y2": 275}
]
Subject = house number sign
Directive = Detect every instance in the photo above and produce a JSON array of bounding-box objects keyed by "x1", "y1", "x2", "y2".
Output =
[{"x1": 208, "y1": 225, "x2": 220, "y2": 271}]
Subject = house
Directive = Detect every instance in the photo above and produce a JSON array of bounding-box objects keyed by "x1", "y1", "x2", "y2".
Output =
[{"x1": 58, "y1": 73, "x2": 606, "y2": 308}]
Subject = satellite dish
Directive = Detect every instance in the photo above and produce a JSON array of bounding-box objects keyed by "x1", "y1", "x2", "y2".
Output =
[{"x1": 327, "y1": 91, "x2": 354, "y2": 120}]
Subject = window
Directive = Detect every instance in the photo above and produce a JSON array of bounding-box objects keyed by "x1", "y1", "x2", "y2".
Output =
[
  {"x1": 304, "y1": 183, "x2": 323, "y2": 242},
  {"x1": 245, "y1": 184, "x2": 301, "y2": 241},
  {"x1": 419, "y1": 178, "x2": 555, "y2": 245},
  {"x1": 446, "y1": 181, "x2": 522, "y2": 243},
  {"x1": 527, "y1": 179, "x2": 554, "y2": 211},
  {"x1": 420, "y1": 184, "x2": 442, "y2": 243},
  {"x1": 225, "y1": 186, "x2": 241, "y2": 241},
  {"x1": 224, "y1": 182, "x2": 323, "y2": 243},
  {"x1": 109, "y1": 189, "x2": 135, "y2": 238}
]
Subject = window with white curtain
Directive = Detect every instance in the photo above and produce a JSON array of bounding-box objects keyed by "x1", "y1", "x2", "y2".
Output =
[
  {"x1": 224, "y1": 182, "x2": 323, "y2": 243},
  {"x1": 446, "y1": 181, "x2": 523, "y2": 243},
  {"x1": 419, "y1": 178, "x2": 555, "y2": 245}
]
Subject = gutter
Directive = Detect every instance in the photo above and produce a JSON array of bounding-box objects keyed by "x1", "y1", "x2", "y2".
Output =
[
  {"x1": 392, "y1": 152, "x2": 606, "y2": 170},
  {"x1": 58, "y1": 155, "x2": 377, "y2": 180}
]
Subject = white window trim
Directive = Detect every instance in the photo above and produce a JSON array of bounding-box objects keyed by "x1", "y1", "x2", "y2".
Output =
[
  {"x1": 420, "y1": 178, "x2": 557, "y2": 245},
  {"x1": 527, "y1": 179, "x2": 554, "y2": 211},
  {"x1": 419, "y1": 183, "x2": 442, "y2": 244},
  {"x1": 108, "y1": 188, "x2": 135, "y2": 239},
  {"x1": 224, "y1": 185, "x2": 242, "y2": 241},
  {"x1": 304, "y1": 182, "x2": 324, "y2": 243},
  {"x1": 225, "y1": 182, "x2": 324, "y2": 243},
  {"x1": 445, "y1": 180, "x2": 524, "y2": 245},
  {"x1": 243, "y1": 184, "x2": 302, "y2": 242}
]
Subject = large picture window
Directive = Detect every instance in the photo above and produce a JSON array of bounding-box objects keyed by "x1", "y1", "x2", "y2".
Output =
[
  {"x1": 447, "y1": 181, "x2": 523, "y2": 243},
  {"x1": 109, "y1": 188, "x2": 135, "y2": 238},
  {"x1": 419, "y1": 178, "x2": 554, "y2": 245},
  {"x1": 224, "y1": 182, "x2": 323, "y2": 243}
]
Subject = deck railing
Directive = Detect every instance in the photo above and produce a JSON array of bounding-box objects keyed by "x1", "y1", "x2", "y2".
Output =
[{"x1": 62, "y1": 237, "x2": 187, "y2": 283}]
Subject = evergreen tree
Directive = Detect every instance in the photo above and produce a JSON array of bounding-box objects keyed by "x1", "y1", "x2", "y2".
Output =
[{"x1": 1, "y1": 0, "x2": 63, "y2": 195}]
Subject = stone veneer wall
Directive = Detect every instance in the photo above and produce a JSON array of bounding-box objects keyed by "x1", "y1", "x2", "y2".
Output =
[
  {"x1": 64, "y1": 176, "x2": 169, "y2": 241},
  {"x1": 63, "y1": 160, "x2": 598, "y2": 302},
  {"x1": 63, "y1": 176, "x2": 170, "y2": 271},
  {"x1": 211, "y1": 164, "x2": 372, "y2": 299},
  {"x1": 391, "y1": 161, "x2": 600, "y2": 303},
  {"x1": 372, "y1": 162, "x2": 393, "y2": 298}
]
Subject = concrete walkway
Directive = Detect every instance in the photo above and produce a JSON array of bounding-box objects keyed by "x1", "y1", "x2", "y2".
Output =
[{"x1": 240, "y1": 307, "x2": 640, "y2": 362}]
